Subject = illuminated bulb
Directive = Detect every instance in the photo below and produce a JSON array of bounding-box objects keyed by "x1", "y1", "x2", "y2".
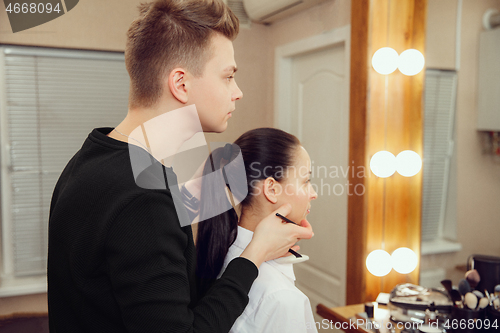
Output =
[
  {"x1": 366, "y1": 250, "x2": 392, "y2": 277},
  {"x1": 391, "y1": 247, "x2": 418, "y2": 274},
  {"x1": 372, "y1": 47, "x2": 399, "y2": 75},
  {"x1": 395, "y1": 150, "x2": 422, "y2": 177},
  {"x1": 370, "y1": 151, "x2": 396, "y2": 178},
  {"x1": 398, "y1": 49, "x2": 425, "y2": 76}
]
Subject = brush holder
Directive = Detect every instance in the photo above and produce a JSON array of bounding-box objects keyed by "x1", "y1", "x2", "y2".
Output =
[
  {"x1": 486, "y1": 307, "x2": 500, "y2": 325},
  {"x1": 448, "y1": 307, "x2": 486, "y2": 333}
]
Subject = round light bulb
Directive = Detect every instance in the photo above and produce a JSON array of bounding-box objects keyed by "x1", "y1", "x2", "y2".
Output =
[
  {"x1": 395, "y1": 150, "x2": 422, "y2": 177},
  {"x1": 391, "y1": 247, "x2": 418, "y2": 274},
  {"x1": 398, "y1": 49, "x2": 425, "y2": 76},
  {"x1": 366, "y1": 250, "x2": 392, "y2": 277},
  {"x1": 370, "y1": 151, "x2": 396, "y2": 178},
  {"x1": 372, "y1": 47, "x2": 399, "y2": 75}
]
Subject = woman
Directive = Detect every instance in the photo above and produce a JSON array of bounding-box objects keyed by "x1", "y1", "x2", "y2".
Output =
[{"x1": 196, "y1": 128, "x2": 318, "y2": 333}]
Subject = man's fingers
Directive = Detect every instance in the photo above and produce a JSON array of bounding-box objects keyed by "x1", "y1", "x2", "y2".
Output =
[
  {"x1": 299, "y1": 219, "x2": 311, "y2": 229},
  {"x1": 293, "y1": 219, "x2": 314, "y2": 239},
  {"x1": 283, "y1": 245, "x2": 300, "y2": 257},
  {"x1": 273, "y1": 203, "x2": 292, "y2": 219}
]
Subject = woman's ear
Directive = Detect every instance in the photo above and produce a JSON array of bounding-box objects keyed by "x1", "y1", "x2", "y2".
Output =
[
  {"x1": 167, "y1": 68, "x2": 188, "y2": 104},
  {"x1": 263, "y1": 177, "x2": 280, "y2": 204}
]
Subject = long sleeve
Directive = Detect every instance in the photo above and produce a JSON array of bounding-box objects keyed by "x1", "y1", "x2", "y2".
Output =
[{"x1": 106, "y1": 192, "x2": 258, "y2": 333}]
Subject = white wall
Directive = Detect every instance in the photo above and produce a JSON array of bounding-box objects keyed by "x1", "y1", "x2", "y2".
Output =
[{"x1": 421, "y1": 0, "x2": 500, "y2": 285}]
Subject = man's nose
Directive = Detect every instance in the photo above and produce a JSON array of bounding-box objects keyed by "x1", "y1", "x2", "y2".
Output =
[{"x1": 233, "y1": 82, "x2": 243, "y2": 101}]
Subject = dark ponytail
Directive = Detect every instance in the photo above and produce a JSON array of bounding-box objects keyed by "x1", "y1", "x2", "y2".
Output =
[{"x1": 196, "y1": 128, "x2": 300, "y2": 296}]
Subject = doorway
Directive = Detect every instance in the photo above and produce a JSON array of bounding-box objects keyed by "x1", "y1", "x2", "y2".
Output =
[{"x1": 275, "y1": 26, "x2": 351, "y2": 328}]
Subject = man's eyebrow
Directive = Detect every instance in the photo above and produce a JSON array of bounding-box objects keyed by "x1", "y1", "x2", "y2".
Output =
[{"x1": 224, "y1": 66, "x2": 238, "y2": 73}]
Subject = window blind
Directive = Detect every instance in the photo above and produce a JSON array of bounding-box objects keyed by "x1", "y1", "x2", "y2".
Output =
[
  {"x1": 0, "y1": 46, "x2": 129, "y2": 278},
  {"x1": 422, "y1": 69, "x2": 457, "y2": 241}
]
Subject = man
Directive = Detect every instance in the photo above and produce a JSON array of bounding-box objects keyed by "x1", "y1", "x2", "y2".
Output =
[{"x1": 47, "y1": 0, "x2": 313, "y2": 332}]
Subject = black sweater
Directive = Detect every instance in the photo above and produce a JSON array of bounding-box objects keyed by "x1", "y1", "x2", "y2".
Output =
[{"x1": 47, "y1": 128, "x2": 258, "y2": 333}]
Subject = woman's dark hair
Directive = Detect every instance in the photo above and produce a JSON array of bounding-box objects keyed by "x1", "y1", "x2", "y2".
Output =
[{"x1": 196, "y1": 128, "x2": 300, "y2": 296}]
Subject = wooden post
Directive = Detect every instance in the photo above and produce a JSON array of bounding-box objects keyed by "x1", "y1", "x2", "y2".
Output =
[
  {"x1": 347, "y1": 0, "x2": 426, "y2": 304},
  {"x1": 346, "y1": 0, "x2": 370, "y2": 305}
]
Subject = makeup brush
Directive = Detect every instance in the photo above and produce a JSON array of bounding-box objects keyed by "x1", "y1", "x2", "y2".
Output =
[
  {"x1": 465, "y1": 269, "x2": 481, "y2": 289},
  {"x1": 493, "y1": 297, "x2": 500, "y2": 310},
  {"x1": 485, "y1": 289, "x2": 493, "y2": 306},
  {"x1": 495, "y1": 284, "x2": 500, "y2": 297},
  {"x1": 275, "y1": 213, "x2": 302, "y2": 258},
  {"x1": 464, "y1": 292, "x2": 478, "y2": 310},
  {"x1": 450, "y1": 289, "x2": 463, "y2": 307},
  {"x1": 478, "y1": 297, "x2": 489, "y2": 310},
  {"x1": 441, "y1": 279, "x2": 453, "y2": 295},
  {"x1": 458, "y1": 279, "x2": 471, "y2": 297},
  {"x1": 440, "y1": 280, "x2": 457, "y2": 301},
  {"x1": 473, "y1": 290, "x2": 485, "y2": 299},
  {"x1": 440, "y1": 280, "x2": 461, "y2": 306},
  {"x1": 288, "y1": 248, "x2": 302, "y2": 258},
  {"x1": 276, "y1": 213, "x2": 298, "y2": 225}
]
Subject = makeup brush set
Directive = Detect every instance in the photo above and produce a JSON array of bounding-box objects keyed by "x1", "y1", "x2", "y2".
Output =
[
  {"x1": 465, "y1": 254, "x2": 500, "y2": 322},
  {"x1": 440, "y1": 277, "x2": 499, "y2": 311},
  {"x1": 439, "y1": 268, "x2": 500, "y2": 333}
]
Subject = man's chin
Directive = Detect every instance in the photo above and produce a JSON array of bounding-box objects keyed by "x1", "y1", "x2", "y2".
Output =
[{"x1": 202, "y1": 122, "x2": 228, "y2": 134}]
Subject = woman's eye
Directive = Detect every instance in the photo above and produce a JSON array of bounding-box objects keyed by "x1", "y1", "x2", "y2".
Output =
[{"x1": 227, "y1": 75, "x2": 234, "y2": 81}]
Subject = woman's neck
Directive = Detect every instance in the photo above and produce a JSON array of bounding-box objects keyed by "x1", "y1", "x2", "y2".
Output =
[{"x1": 238, "y1": 206, "x2": 268, "y2": 232}]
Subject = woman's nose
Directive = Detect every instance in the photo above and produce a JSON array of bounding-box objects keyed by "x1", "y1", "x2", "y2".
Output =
[{"x1": 310, "y1": 187, "x2": 318, "y2": 200}]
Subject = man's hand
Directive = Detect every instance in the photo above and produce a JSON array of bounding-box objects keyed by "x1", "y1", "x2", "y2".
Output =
[{"x1": 239, "y1": 204, "x2": 314, "y2": 268}]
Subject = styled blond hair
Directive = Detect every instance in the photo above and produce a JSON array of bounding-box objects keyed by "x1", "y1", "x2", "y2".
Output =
[{"x1": 125, "y1": 0, "x2": 239, "y2": 108}]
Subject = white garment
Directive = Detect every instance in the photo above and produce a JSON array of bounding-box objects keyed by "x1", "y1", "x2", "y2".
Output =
[{"x1": 219, "y1": 226, "x2": 318, "y2": 333}]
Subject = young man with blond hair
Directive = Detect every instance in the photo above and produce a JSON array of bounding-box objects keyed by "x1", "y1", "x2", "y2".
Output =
[{"x1": 47, "y1": 0, "x2": 313, "y2": 332}]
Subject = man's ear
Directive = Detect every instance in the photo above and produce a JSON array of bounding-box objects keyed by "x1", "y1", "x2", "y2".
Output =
[
  {"x1": 263, "y1": 177, "x2": 280, "y2": 204},
  {"x1": 167, "y1": 68, "x2": 188, "y2": 104}
]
